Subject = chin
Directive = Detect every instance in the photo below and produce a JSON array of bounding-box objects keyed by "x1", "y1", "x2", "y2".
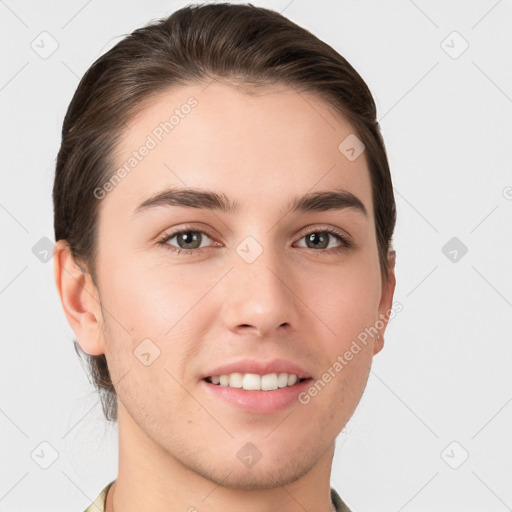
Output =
[
  {"x1": 182, "y1": 444, "x2": 318, "y2": 490},
  {"x1": 205, "y1": 462, "x2": 313, "y2": 490}
]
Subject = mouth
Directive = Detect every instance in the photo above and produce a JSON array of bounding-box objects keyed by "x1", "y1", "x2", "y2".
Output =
[
  {"x1": 204, "y1": 372, "x2": 311, "y2": 391},
  {"x1": 201, "y1": 367, "x2": 314, "y2": 414},
  {"x1": 200, "y1": 358, "x2": 314, "y2": 414}
]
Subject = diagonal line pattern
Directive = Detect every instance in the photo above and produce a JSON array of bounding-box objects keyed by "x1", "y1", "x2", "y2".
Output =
[
  {"x1": 405, "y1": 265, "x2": 438, "y2": 298},
  {"x1": 61, "y1": 60, "x2": 131, "y2": 131},
  {"x1": 266, "y1": 436, "x2": 338, "y2": 511},
  {"x1": 378, "y1": 62, "x2": 439, "y2": 123},
  {"x1": 293, "y1": 85, "x2": 337, "y2": 131},
  {"x1": 0, "y1": 408, "x2": 29, "y2": 439},
  {"x1": 372, "y1": 370, "x2": 439, "y2": 438},
  {"x1": 61, "y1": 471, "x2": 99, "y2": 511},
  {"x1": 61, "y1": 369, "x2": 131, "y2": 439},
  {"x1": 471, "y1": 265, "x2": 512, "y2": 309},
  {"x1": 0, "y1": 265, "x2": 28, "y2": 295},
  {"x1": 265, "y1": 404, "x2": 298, "y2": 438},
  {"x1": 0, "y1": 61, "x2": 29, "y2": 92},
  {"x1": 0, "y1": 472, "x2": 30, "y2": 503},
  {"x1": 61, "y1": 60, "x2": 81, "y2": 80},
  {"x1": 408, "y1": 0, "x2": 439, "y2": 29},
  {"x1": 397, "y1": 472, "x2": 439, "y2": 511},
  {"x1": 273, "y1": 479, "x2": 309, "y2": 512},
  {"x1": 261, "y1": 438, "x2": 338, "y2": 512},
  {"x1": 61, "y1": 399, "x2": 101, "y2": 440},
  {"x1": 265, "y1": 266, "x2": 336, "y2": 336},
  {"x1": 470, "y1": 204, "x2": 499, "y2": 233},
  {"x1": 472, "y1": 470, "x2": 511, "y2": 509},
  {"x1": 163, "y1": 367, "x2": 234, "y2": 438},
  {"x1": 472, "y1": 61, "x2": 512, "y2": 105},
  {"x1": 0, "y1": 202, "x2": 29, "y2": 233},
  {"x1": 0, "y1": 0, "x2": 29, "y2": 28},
  {"x1": 163, "y1": 163, "x2": 233, "y2": 234},
  {"x1": 471, "y1": 0, "x2": 504, "y2": 30},
  {"x1": 267, "y1": 164, "x2": 337, "y2": 234},
  {"x1": 163, "y1": 267, "x2": 235, "y2": 337},
  {"x1": 471, "y1": 397, "x2": 512, "y2": 439},
  {"x1": 61, "y1": 0, "x2": 92, "y2": 29},
  {"x1": 61, "y1": 265, "x2": 132, "y2": 335},
  {"x1": 394, "y1": 187, "x2": 439, "y2": 233},
  {"x1": 280, "y1": 0, "x2": 295, "y2": 15},
  {"x1": 200, "y1": 470, "x2": 234, "y2": 502}
]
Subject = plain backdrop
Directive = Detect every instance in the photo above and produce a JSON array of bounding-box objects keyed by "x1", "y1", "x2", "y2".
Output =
[{"x1": 1, "y1": 1, "x2": 511, "y2": 511}]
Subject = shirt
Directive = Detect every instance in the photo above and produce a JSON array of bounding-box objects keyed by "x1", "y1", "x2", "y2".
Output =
[{"x1": 83, "y1": 480, "x2": 353, "y2": 512}]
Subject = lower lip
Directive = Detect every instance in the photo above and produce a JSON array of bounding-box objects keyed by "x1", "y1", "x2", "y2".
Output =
[{"x1": 200, "y1": 378, "x2": 312, "y2": 414}]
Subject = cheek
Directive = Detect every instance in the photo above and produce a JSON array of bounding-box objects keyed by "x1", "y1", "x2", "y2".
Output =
[
  {"x1": 98, "y1": 261, "x2": 215, "y2": 393},
  {"x1": 308, "y1": 264, "x2": 379, "y2": 411},
  {"x1": 313, "y1": 263, "x2": 381, "y2": 346},
  {"x1": 100, "y1": 254, "x2": 208, "y2": 339},
  {"x1": 300, "y1": 342, "x2": 374, "y2": 424}
]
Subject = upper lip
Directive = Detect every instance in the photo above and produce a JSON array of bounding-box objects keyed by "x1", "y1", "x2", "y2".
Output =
[{"x1": 200, "y1": 358, "x2": 313, "y2": 380}]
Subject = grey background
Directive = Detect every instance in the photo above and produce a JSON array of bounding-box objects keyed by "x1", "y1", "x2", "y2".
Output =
[{"x1": 1, "y1": 0, "x2": 511, "y2": 510}]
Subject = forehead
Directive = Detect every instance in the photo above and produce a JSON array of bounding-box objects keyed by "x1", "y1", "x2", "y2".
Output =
[{"x1": 101, "y1": 80, "x2": 373, "y2": 224}]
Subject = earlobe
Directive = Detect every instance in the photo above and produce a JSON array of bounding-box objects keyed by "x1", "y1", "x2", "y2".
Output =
[
  {"x1": 374, "y1": 249, "x2": 397, "y2": 355},
  {"x1": 373, "y1": 332, "x2": 384, "y2": 355},
  {"x1": 53, "y1": 240, "x2": 105, "y2": 356}
]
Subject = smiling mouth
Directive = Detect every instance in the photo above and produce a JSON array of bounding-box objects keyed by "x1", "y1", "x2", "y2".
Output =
[{"x1": 204, "y1": 372, "x2": 311, "y2": 391}]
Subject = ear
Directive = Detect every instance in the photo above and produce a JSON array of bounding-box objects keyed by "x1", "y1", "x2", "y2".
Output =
[
  {"x1": 373, "y1": 250, "x2": 397, "y2": 355},
  {"x1": 53, "y1": 240, "x2": 105, "y2": 356}
]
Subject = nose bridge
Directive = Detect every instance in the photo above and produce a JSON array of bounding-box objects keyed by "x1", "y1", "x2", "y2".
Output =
[{"x1": 221, "y1": 233, "x2": 297, "y2": 335}]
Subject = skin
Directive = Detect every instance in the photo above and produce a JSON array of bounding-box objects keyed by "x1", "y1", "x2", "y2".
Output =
[{"x1": 54, "y1": 80, "x2": 396, "y2": 512}]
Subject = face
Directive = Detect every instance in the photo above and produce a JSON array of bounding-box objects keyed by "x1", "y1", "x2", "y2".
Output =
[{"x1": 79, "y1": 80, "x2": 395, "y2": 488}]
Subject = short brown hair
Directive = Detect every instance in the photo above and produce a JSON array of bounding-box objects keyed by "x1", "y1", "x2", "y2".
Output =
[{"x1": 53, "y1": 2, "x2": 396, "y2": 422}]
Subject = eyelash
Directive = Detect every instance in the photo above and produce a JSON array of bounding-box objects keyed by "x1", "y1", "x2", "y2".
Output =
[{"x1": 156, "y1": 224, "x2": 352, "y2": 256}]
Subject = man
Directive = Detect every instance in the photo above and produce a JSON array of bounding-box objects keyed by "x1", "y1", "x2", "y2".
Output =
[{"x1": 53, "y1": 5, "x2": 397, "y2": 511}]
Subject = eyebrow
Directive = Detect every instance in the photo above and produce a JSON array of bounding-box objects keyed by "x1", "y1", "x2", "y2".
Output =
[{"x1": 132, "y1": 187, "x2": 368, "y2": 218}]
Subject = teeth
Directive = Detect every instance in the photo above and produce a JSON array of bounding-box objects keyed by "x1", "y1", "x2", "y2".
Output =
[
  {"x1": 229, "y1": 372, "x2": 243, "y2": 388},
  {"x1": 208, "y1": 372, "x2": 303, "y2": 390},
  {"x1": 261, "y1": 373, "x2": 277, "y2": 391},
  {"x1": 277, "y1": 373, "x2": 289, "y2": 388},
  {"x1": 243, "y1": 373, "x2": 261, "y2": 390}
]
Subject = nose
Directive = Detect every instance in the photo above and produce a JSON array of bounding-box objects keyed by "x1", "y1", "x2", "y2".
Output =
[{"x1": 220, "y1": 240, "x2": 300, "y2": 338}]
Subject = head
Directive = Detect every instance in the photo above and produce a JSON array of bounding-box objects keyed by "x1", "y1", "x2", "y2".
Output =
[{"x1": 53, "y1": 2, "x2": 396, "y2": 489}]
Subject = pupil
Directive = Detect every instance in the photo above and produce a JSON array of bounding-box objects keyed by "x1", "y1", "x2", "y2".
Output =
[
  {"x1": 179, "y1": 231, "x2": 200, "y2": 249},
  {"x1": 308, "y1": 232, "x2": 327, "y2": 249}
]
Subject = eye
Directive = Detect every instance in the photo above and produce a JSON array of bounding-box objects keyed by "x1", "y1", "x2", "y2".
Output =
[
  {"x1": 295, "y1": 227, "x2": 352, "y2": 253},
  {"x1": 157, "y1": 227, "x2": 216, "y2": 255},
  {"x1": 156, "y1": 225, "x2": 352, "y2": 256}
]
